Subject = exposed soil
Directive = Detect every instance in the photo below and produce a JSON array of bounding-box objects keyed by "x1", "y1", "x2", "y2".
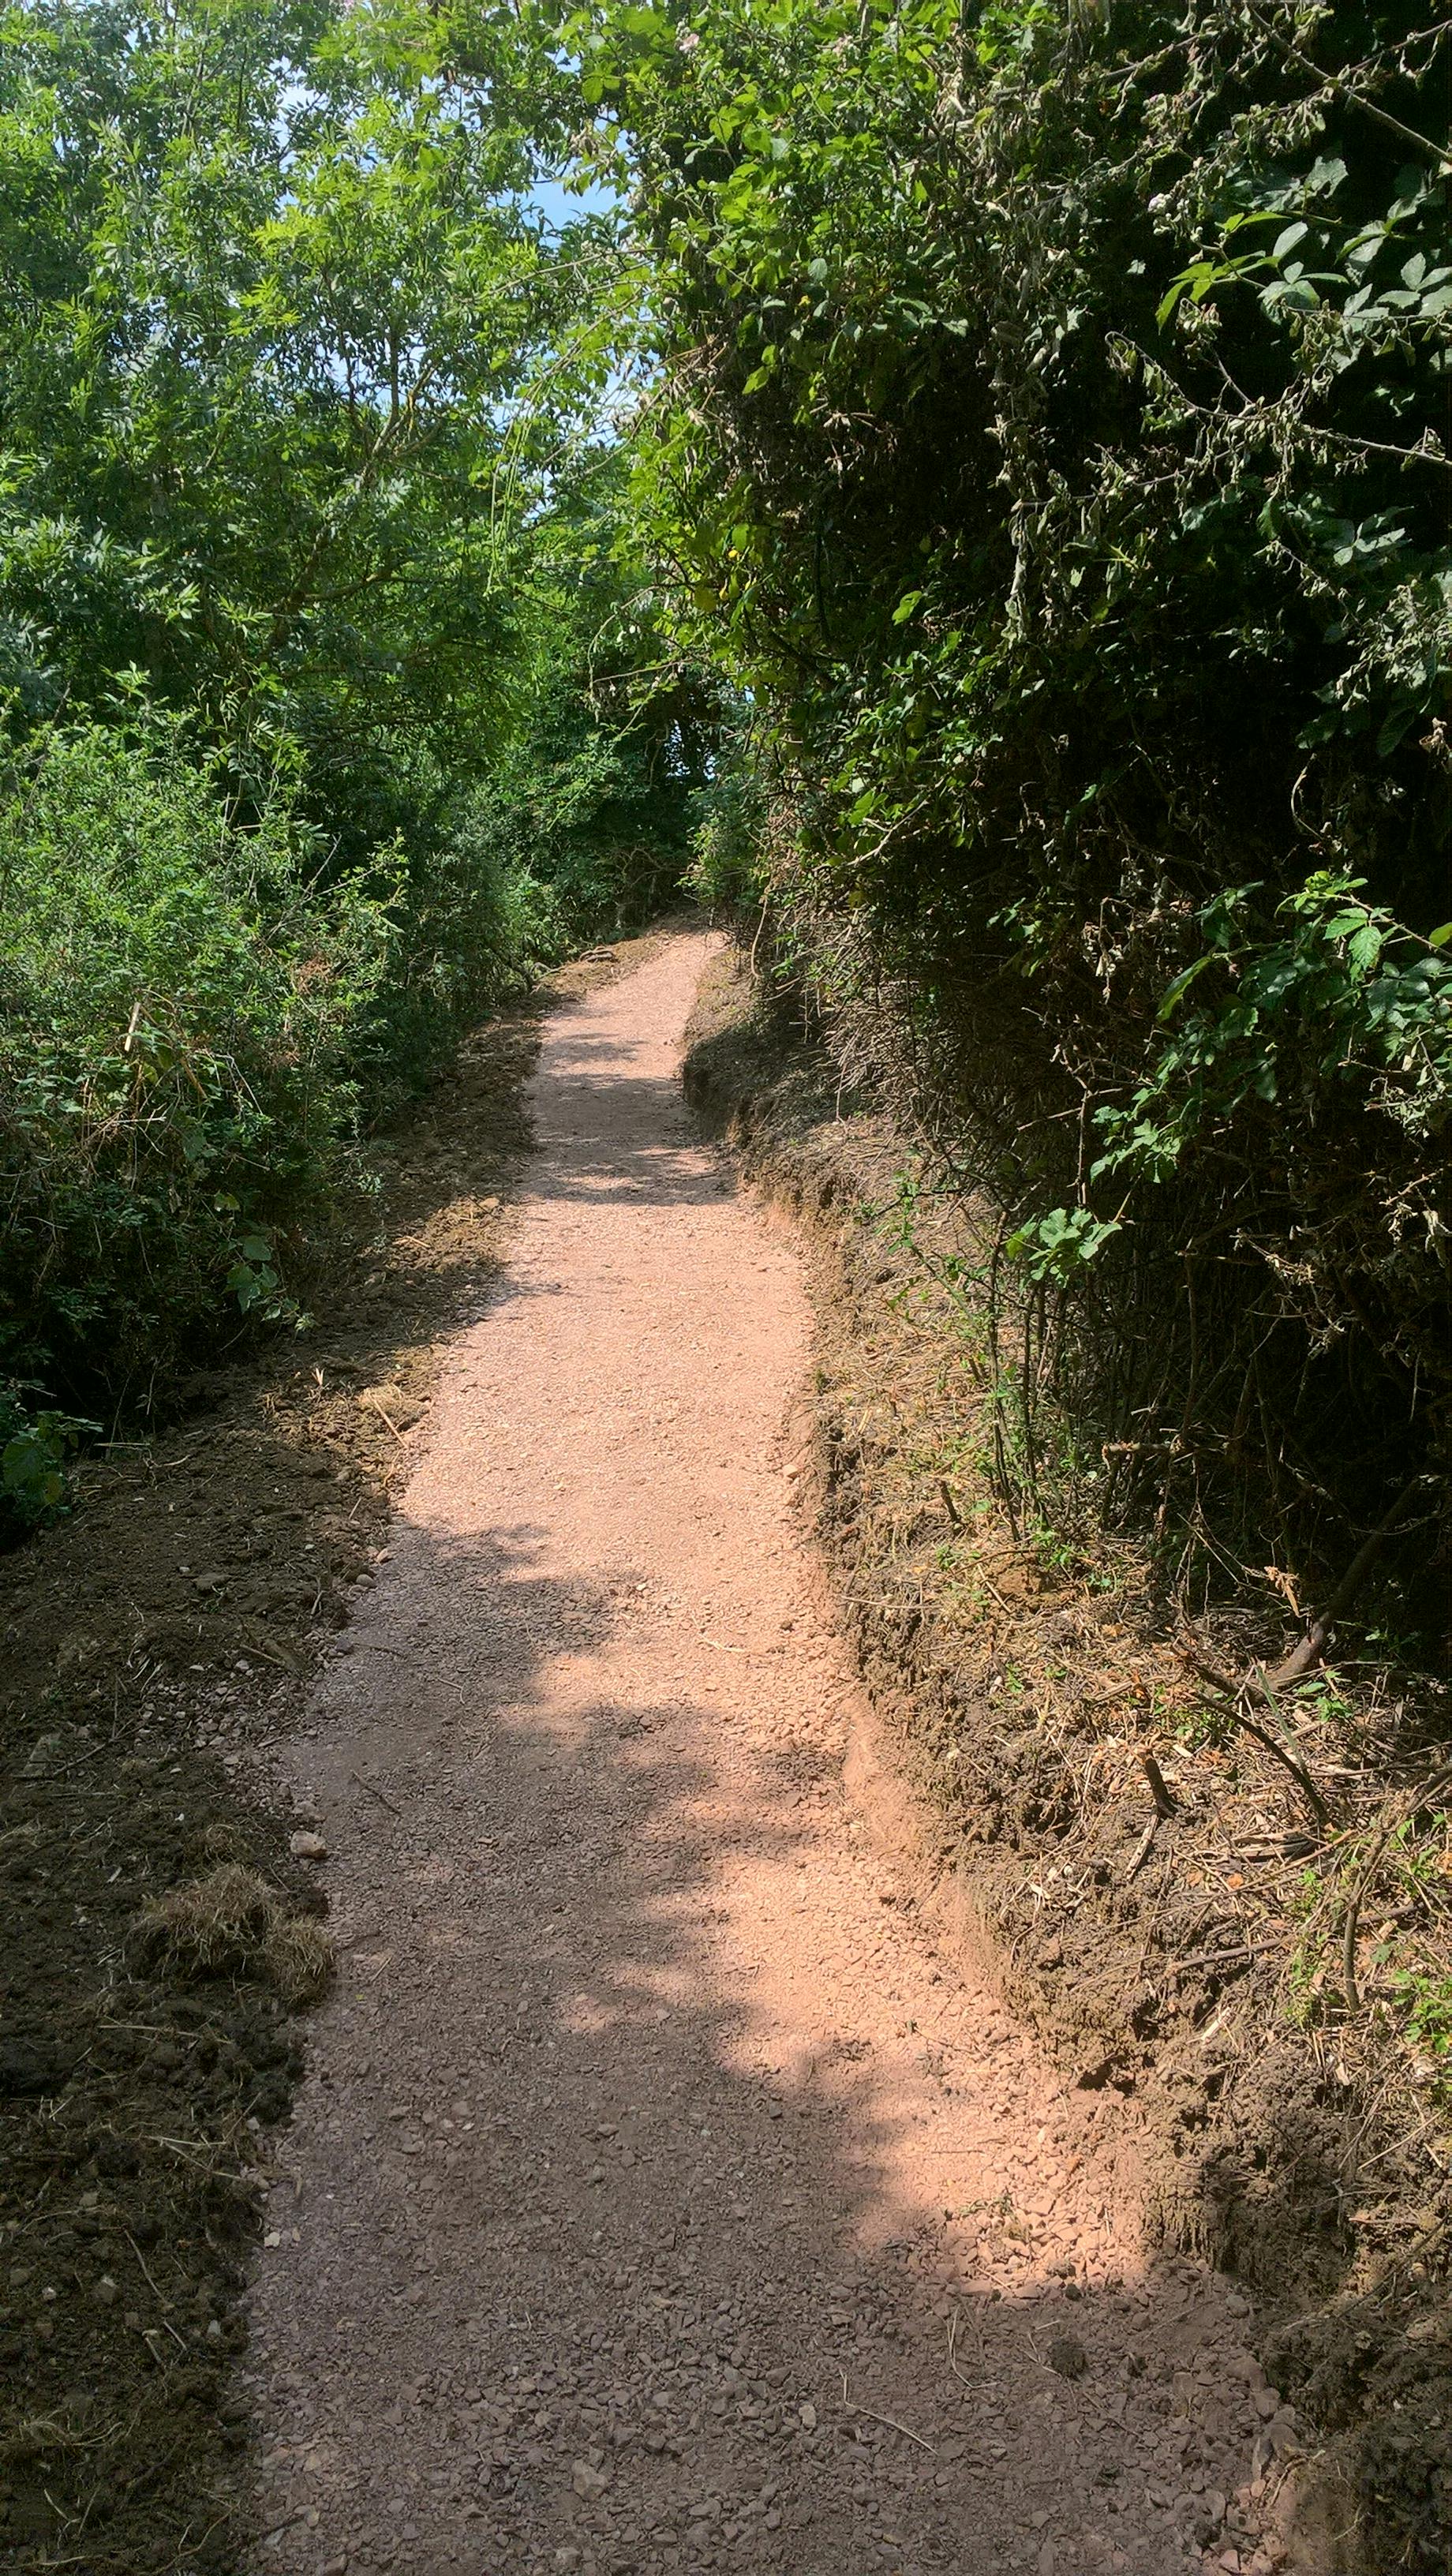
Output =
[
  {"x1": 7, "y1": 927, "x2": 1438, "y2": 2576},
  {"x1": 239, "y1": 932, "x2": 1316, "y2": 2576},
  {"x1": 682, "y1": 944, "x2": 1452, "y2": 2574},
  {"x1": 0, "y1": 951, "x2": 631, "y2": 2570}
]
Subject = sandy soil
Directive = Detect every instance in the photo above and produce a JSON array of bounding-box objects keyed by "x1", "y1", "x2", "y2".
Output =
[{"x1": 245, "y1": 934, "x2": 1294, "y2": 2576}]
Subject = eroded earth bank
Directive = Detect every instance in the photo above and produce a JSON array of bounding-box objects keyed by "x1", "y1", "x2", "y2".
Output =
[{"x1": 245, "y1": 934, "x2": 1307, "y2": 2576}]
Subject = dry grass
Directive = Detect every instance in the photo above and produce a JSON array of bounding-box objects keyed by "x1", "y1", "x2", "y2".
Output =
[
  {"x1": 132, "y1": 1864, "x2": 333, "y2": 2005},
  {"x1": 261, "y1": 1912, "x2": 335, "y2": 2008}
]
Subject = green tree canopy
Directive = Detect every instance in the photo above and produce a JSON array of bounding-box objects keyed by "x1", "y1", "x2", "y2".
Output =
[{"x1": 0, "y1": 1, "x2": 622, "y2": 831}]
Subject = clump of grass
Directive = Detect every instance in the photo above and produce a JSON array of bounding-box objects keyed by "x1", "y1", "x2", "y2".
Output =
[
  {"x1": 132, "y1": 1863, "x2": 332, "y2": 2005},
  {"x1": 197, "y1": 1820, "x2": 245, "y2": 1863},
  {"x1": 263, "y1": 1913, "x2": 336, "y2": 2009}
]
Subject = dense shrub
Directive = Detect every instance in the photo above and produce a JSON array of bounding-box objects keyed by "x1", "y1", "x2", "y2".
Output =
[
  {"x1": 0, "y1": 726, "x2": 393, "y2": 1449},
  {"x1": 456, "y1": 704, "x2": 685, "y2": 948},
  {"x1": 579, "y1": 0, "x2": 1451, "y2": 1602},
  {"x1": 0, "y1": 681, "x2": 689, "y2": 1496},
  {"x1": 451, "y1": 466, "x2": 713, "y2": 945},
  {"x1": 687, "y1": 695, "x2": 771, "y2": 914}
]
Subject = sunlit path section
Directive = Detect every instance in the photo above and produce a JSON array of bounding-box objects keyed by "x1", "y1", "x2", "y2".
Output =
[{"x1": 247, "y1": 936, "x2": 1279, "y2": 2576}]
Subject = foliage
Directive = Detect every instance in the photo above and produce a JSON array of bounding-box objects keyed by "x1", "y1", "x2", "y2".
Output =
[
  {"x1": 0, "y1": 1399, "x2": 84, "y2": 1519},
  {"x1": 0, "y1": 2, "x2": 702, "y2": 1514},
  {"x1": 0, "y1": 0, "x2": 574, "y2": 826},
  {"x1": 1005, "y1": 1205, "x2": 1123, "y2": 1288},
  {"x1": 453, "y1": 455, "x2": 713, "y2": 945},
  {"x1": 687, "y1": 693, "x2": 771, "y2": 912},
  {"x1": 0, "y1": 720, "x2": 395, "y2": 1427},
  {"x1": 572, "y1": 0, "x2": 1451, "y2": 1593}
]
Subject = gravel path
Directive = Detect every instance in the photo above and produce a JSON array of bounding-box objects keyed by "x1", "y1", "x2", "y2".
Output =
[{"x1": 245, "y1": 934, "x2": 1291, "y2": 2576}]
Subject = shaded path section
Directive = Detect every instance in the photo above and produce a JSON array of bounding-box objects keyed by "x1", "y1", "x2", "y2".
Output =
[{"x1": 246, "y1": 935, "x2": 1284, "y2": 2576}]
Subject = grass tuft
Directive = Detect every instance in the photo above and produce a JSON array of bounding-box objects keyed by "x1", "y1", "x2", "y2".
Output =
[{"x1": 132, "y1": 1864, "x2": 333, "y2": 2004}]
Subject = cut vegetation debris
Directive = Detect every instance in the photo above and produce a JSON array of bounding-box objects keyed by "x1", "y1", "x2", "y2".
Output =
[
  {"x1": 0, "y1": 962, "x2": 578, "y2": 2571},
  {"x1": 685, "y1": 940, "x2": 1452, "y2": 2574},
  {"x1": 133, "y1": 1866, "x2": 333, "y2": 2008}
]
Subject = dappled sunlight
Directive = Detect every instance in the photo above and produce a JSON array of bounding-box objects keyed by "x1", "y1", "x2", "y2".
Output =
[{"x1": 246, "y1": 943, "x2": 1283, "y2": 2576}]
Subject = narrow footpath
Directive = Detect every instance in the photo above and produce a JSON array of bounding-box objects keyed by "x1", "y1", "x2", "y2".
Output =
[{"x1": 247, "y1": 934, "x2": 1285, "y2": 2576}]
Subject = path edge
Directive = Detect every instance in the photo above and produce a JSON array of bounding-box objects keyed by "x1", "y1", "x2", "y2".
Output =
[{"x1": 682, "y1": 940, "x2": 1392, "y2": 2576}]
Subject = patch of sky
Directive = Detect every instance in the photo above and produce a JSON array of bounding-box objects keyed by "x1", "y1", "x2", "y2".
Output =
[{"x1": 522, "y1": 174, "x2": 621, "y2": 234}]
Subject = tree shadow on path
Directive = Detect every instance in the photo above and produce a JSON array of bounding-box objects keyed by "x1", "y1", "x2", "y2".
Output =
[{"x1": 248, "y1": 1519, "x2": 1282, "y2": 2576}]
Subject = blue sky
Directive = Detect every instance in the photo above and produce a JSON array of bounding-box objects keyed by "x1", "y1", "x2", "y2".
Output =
[{"x1": 527, "y1": 175, "x2": 620, "y2": 232}]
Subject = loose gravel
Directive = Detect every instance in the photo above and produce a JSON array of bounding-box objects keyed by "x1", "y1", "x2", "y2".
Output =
[{"x1": 245, "y1": 935, "x2": 1296, "y2": 2576}]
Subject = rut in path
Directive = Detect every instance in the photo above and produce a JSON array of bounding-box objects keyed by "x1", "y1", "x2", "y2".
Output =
[{"x1": 246, "y1": 934, "x2": 1283, "y2": 2576}]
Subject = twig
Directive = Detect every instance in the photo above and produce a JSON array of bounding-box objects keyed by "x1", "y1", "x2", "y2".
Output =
[
  {"x1": 1182, "y1": 1475, "x2": 1429, "y2": 1823},
  {"x1": 855, "y1": 2402, "x2": 937, "y2": 2453},
  {"x1": 947, "y1": 2305, "x2": 982, "y2": 2389},
  {"x1": 1181, "y1": 1640, "x2": 1330, "y2": 1829},
  {"x1": 350, "y1": 1769, "x2": 405, "y2": 1819},
  {"x1": 54, "y1": 1732, "x2": 120, "y2": 1780},
  {"x1": 973, "y1": 1564, "x2": 1013, "y2": 1616},
  {"x1": 126, "y1": 2234, "x2": 187, "y2": 2349},
  {"x1": 839, "y1": 2368, "x2": 936, "y2": 2452},
  {"x1": 1140, "y1": 1752, "x2": 1177, "y2": 1819},
  {"x1": 1268, "y1": 1475, "x2": 1428, "y2": 1690},
  {"x1": 1125, "y1": 1817, "x2": 1159, "y2": 1881},
  {"x1": 1248, "y1": 6, "x2": 1448, "y2": 167},
  {"x1": 699, "y1": 1631, "x2": 748, "y2": 1655},
  {"x1": 748, "y1": 893, "x2": 771, "y2": 980}
]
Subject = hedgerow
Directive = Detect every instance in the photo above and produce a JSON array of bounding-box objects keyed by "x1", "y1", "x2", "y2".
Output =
[{"x1": 578, "y1": 0, "x2": 1450, "y2": 1613}]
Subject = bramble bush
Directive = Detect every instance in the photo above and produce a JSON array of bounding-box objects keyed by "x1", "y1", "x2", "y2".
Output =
[{"x1": 575, "y1": 0, "x2": 1450, "y2": 1608}]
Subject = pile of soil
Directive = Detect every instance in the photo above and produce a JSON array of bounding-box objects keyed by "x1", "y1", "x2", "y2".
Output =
[
  {"x1": 0, "y1": 976, "x2": 571, "y2": 2570},
  {"x1": 683, "y1": 942, "x2": 1452, "y2": 2574}
]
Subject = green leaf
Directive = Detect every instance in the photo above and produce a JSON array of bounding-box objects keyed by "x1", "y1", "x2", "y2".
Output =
[{"x1": 1157, "y1": 950, "x2": 1223, "y2": 1020}]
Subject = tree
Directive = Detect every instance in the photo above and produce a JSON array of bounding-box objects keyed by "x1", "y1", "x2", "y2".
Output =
[
  {"x1": 0, "y1": 0, "x2": 617, "y2": 841},
  {"x1": 567, "y1": 0, "x2": 1451, "y2": 1574}
]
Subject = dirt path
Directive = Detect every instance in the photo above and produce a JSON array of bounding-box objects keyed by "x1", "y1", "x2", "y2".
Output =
[{"x1": 246, "y1": 934, "x2": 1289, "y2": 2576}]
